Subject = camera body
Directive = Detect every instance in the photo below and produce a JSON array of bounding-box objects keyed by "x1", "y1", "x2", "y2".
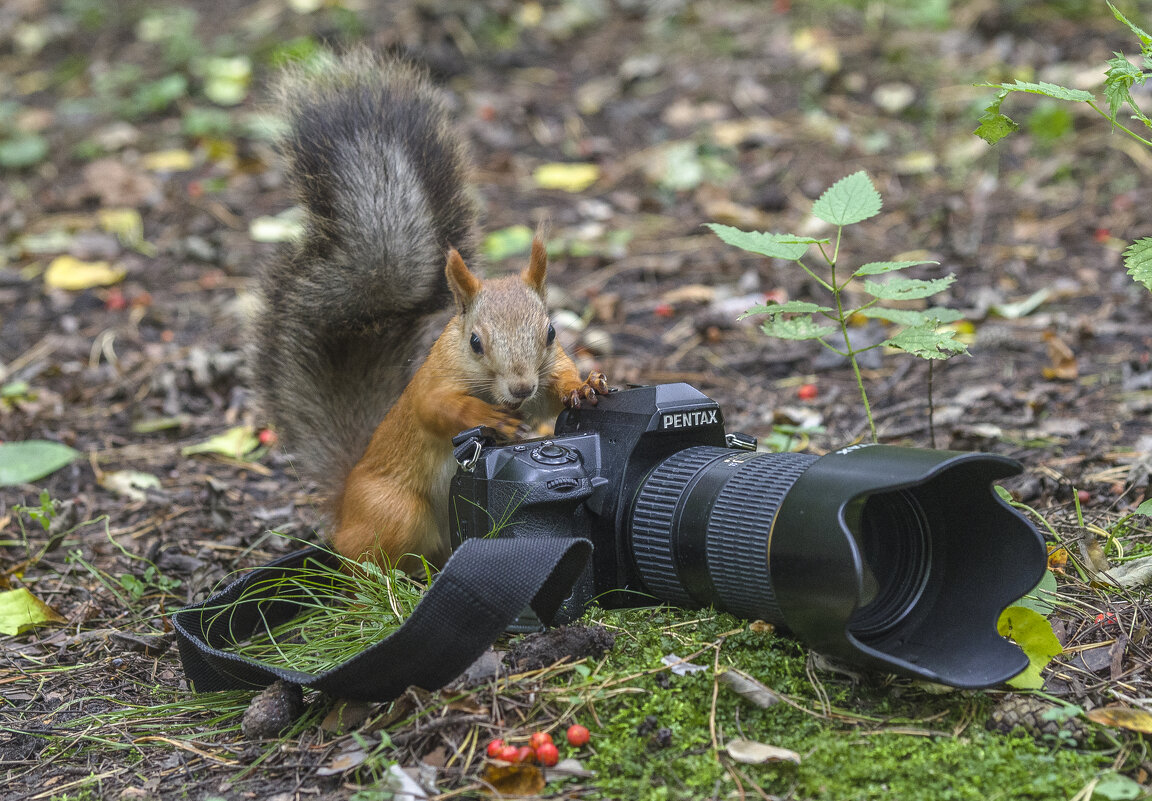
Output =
[
  {"x1": 451, "y1": 383, "x2": 736, "y2": 622},
  {"x1": 449, "y1": 383, "x2": 1046, "y2": 689}
]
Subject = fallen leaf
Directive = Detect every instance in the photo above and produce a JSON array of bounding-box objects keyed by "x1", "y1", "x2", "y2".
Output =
[
  {"x1": 725, "y1": 738, "x2": 801, "y2": 765},
  {"x1": 99, "y1": 469, "x2": 162, "y2": 502},
  {"x1": 44, "y1": 255, "x2": 126, "y2": 291},
  {"x1": 1042, "y1": 331, "x2": 1078, "y2": 380},
  {"x1": 315, "y1": 744, "x2": 368, "y2": 776},
  {"x1": 1103, "y1": 554, "x2": 1152, "y2": 590},
  {"x1": 479, "y1": 763, "x2": 545, "y2": 796},
  {"x1": 0, "y1": 440, "x2": 82, "y2": 486},
  {"x1": 533, "y1": 162, "x2": 600, "y2": 192},
  {"x1": 1087, "y1": 706, "x2": 1152, "y2": 735},
  {"x1": 719, "y1": 669, "x2": 782, "y2": 708},
  {"x1": 997, "y1": 605, "x2": 1063, "y2": 689},
  {"x1": 0, "y1": 587, "x2": 66, "y2": 635},
  {"x1": 249, "y1": 212, "x2": 304, "y2": 243},
  {"x1": 98, "y1": 208, "x2": 153, "y2": 255},
  {"x1": 482, "y1": 225, "x2": 534, "y2": 261},
  {"x1": 142, "y1": 148, "x2": 195, "y2": 172},
  {"x1": 181, "y1": 426, "x2": 261, "y2": 459},
  {"x1": 661, "y1": 654, "x2": 709, "y2": 676}
]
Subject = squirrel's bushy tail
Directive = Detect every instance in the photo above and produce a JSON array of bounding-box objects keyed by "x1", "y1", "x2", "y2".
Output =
[{"x1": 249, "y1": 50, "x2": 479, "y2": 489}]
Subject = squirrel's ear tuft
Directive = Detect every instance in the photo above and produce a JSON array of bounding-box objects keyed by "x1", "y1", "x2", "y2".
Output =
[
  {"x1": 446, "y1": 248, "x2": 481, "y2": 313},
  {"x1": 521, "y1": 237, "x2": 548, "y2": 298}
]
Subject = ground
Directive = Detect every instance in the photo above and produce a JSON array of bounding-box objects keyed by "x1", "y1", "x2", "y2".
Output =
[{"x1": 3, "y1": 1, "x2": 1152, "y2": 799}]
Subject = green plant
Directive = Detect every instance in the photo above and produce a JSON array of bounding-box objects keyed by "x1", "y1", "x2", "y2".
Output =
[
  {"x1": 708, "y1": 171, "x2": 967, "y2": 441},
  {"x1": 975, "y1": 1, "x2": 1152, "y2": 292}
]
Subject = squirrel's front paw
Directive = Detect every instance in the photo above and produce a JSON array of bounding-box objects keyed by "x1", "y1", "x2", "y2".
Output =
[
  {"x1": 564, "y1": 371, "x2": 610, "y2": 409},
  {"x1": 487, "y1": 407, "x2": 526, "y2": 439}
]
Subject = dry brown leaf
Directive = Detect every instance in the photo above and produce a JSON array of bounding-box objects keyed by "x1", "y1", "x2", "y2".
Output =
[
  {"x1": 1086, "y1": 705, "x2": 1152, "y2": 734},
  {"x1": 1042, "y1": 331, "x2": 1078, "y2": 380},
  {"x1": 480, "y1": 763, "x2": 546, "y2": 796}
]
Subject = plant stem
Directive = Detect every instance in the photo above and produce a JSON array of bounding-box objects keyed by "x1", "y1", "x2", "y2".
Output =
[
  {"x1": 1087, "y1": 101, "x2": 1152, "y2": 148},
  {"x1": 828, "y1": 230, "x2": 878, "y2": 442}
]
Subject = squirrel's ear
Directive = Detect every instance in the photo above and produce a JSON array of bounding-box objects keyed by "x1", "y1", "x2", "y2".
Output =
[
  {"x1": 446, "y1": 249, "x2": 481, "y2": 313},
  {"x1": 521, "y1": 236, "x2": 548, "y2": 299}
]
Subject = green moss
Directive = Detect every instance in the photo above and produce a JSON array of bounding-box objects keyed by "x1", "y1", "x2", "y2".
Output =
[{"x1": 580, "y1": 608, "x2": 1111, "y2": 801}]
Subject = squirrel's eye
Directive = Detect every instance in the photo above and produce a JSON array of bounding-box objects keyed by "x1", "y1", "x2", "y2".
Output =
[
  {"x1": 469, "y1": 332, "x2": 483, "y2": 354},
  {"x1": 546, "y1": 323, "x2": 556, "y2": 346}
]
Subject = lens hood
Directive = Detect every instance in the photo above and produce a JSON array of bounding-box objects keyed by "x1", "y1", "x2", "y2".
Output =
[{"x1": 769, "y1": 444, "x2": 1046, "y2": 688}]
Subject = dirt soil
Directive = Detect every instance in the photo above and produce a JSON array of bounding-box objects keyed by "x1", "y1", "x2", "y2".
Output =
[{"x1": 2, "y1": 1, "x2": 1152, "y2": 799}]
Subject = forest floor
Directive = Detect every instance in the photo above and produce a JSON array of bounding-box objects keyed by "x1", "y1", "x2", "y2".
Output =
[{"x1": 3, "y1": 1, "x2": 1152, "y2": 799}]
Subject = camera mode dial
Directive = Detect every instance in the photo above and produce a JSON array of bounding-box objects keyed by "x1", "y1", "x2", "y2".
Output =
[{"x1": 531, "y1": 441, "x2": 578, "y2": 465}]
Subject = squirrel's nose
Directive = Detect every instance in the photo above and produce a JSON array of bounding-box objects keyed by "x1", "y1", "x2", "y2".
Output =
[{"x1": 508, "y1": 382, "x2": 536, "y2": 400}]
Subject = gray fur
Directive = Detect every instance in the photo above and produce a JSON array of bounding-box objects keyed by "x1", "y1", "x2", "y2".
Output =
[{"x1": 248, "y1": 51, "x2": 478, "y2": 490}]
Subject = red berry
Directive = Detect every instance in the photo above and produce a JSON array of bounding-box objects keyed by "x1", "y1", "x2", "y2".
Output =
[
  {"x1": 1077, "y1": 489, "x2": 1091, "y2": 505},
  {"x1": 529, "y1": 731, "x2": 553, "y2": 750},
  {"x1": 486, "y1": 738, "x2": 505, "y2": 759},
  {"x1": 535, "y1": 741, "x2": 560, "y2": 767},
  {"x1": 258, "y1": 428, "x2": 278, "y2": 446},
  {"x1": 797, "y1": 383, "x2": 818, "y2": 401},
  {"x1": 654, "y1": 302, "x2": 674, "y2": 318},
  {"x1": 497, "y1": 745, "x2": 519, "y2": 762},
  {"x1": 515, "y1": 745, "x2": 535, "y2": 764},
  {"x1": 566, "y1": 724, "x2": 590, "y2": 747}
]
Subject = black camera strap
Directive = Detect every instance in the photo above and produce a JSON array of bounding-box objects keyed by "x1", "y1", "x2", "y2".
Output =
[{"x1": 172, "y1": 536, "x2": 593, "y2": 701}]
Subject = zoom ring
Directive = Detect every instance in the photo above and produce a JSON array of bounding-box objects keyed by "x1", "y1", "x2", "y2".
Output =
[{"x1": 631, "y1": 447, "x2": 726, "y2": 608}]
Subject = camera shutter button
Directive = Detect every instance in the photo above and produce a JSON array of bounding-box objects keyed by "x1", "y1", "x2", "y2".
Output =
[{"x1": 531, "y1": 441, "x2": 577, "y2": 465}]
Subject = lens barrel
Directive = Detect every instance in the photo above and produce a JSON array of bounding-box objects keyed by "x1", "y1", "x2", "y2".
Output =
[{"x1": 631, "y1": 447, "x2": 815, "y2": 621}]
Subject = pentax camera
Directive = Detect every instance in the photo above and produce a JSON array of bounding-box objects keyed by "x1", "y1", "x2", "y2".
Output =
[{"x1": 449, "y1": 383, "x2": 1045, "y2": 689}]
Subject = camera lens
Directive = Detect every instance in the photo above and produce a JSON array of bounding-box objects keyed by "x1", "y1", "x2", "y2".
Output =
[
  {"x1": 844, "y1": 491, "x2": 932, "y2": 640},
  {"x1": 629, "y1": 449, "x2": 934, "y2": 639}
]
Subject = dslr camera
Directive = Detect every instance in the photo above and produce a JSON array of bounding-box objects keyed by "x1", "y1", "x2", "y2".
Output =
[{"x1": 449, "y1": 383, "x2": 1045, "y2": 688}]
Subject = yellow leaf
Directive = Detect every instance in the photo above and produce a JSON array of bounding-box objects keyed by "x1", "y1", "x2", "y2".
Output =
[
  {"x1": 0, "y1": 587, "x2": 66, "y2": 635},
  {"x1": 533, "y1": 162, "x2": 600, "y2": 192},
  {"x1": 142, "y1": 148, "x2": 195, "y2": 172},
  {"x1": 44, "y1": 255, "x2": 126, "y2": 290},
  {"x1": 479, "y1": 763, "x2": 545, "y2": 796},
  {"x1": 98, "y1": 208, "x2": 153, "y2": 254},
  {"x1": 181, "y1": 426, "x2": 261, "y2": 459},
  {"x1": 1087, "y1": 706, "x2": 1152, "y2": 734}
]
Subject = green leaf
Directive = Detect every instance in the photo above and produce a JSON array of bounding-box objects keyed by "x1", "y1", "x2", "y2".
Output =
[
  {"x1": 741, "y1": 300, "x2": 833, "y2": 319},
  {"x1": 974, "y1": 89, "x2": 1019, "y2": 145},
  {"x1": 997, "y1": 605, "x2": 1063, "y2": 690},
  {"x1": 706, "y1": 224, "x2": 815, "y2": 261},
  {"x1": 1134, "y1": 497, "x2": 1152, "y2": 517},
  {"x1": 852, "y1": 260, "x2": 937, "y2": 277},
  {"x1": 981, "y1": 80, "x2": 1095, "y2": 103},
  {"x1": 0, "y1": 133, "x2": 49, "y2": 169},
  {"x1": 863, "y1": 274, "x2": 955, "y2": 301},
  {"x1": 1010, "y1": 569, "x2": 1059, "y2": 616},
  {"x1": 758, "y1": 316, "x2": 836, "y2": 342},
  {"x1": 811, "y1": 171, "x2": 882, "y2": 226},
  {"x1": 0, "y1": 587, "x2": 66, "y2": 635},
  {"x1": 181, "y1": 426, "x2": 261, "y2": 459},
  {"x1": 0, "y1": 441, "x2": 82, "y2": 486},
  {"x1": 1124, "y1": 237, "x2": 1152, "y2": 291},
  {"x1": 855, "y1": 306, "x2": 964, "y2": 326},
  {"x1": 482, "y1": 224, "x2": 534, "y2": 260},
  {"x1": 1108, "y1": 1, "x2": 1152, "y2": 47},
  {"x1": 881, "y1": 324, "x2": 969, "y2": 360},
  {"x1": 1092, "y1": 772, "x2": 1145, "y2": 801},
  {"x1": 1104, "y1": 54, "x2": 1145, "y2": 127}
]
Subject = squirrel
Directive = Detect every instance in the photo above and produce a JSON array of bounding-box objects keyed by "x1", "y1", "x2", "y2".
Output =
[{"x1": 248, "y1": 50, "x2": 608, "y2": 572}]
